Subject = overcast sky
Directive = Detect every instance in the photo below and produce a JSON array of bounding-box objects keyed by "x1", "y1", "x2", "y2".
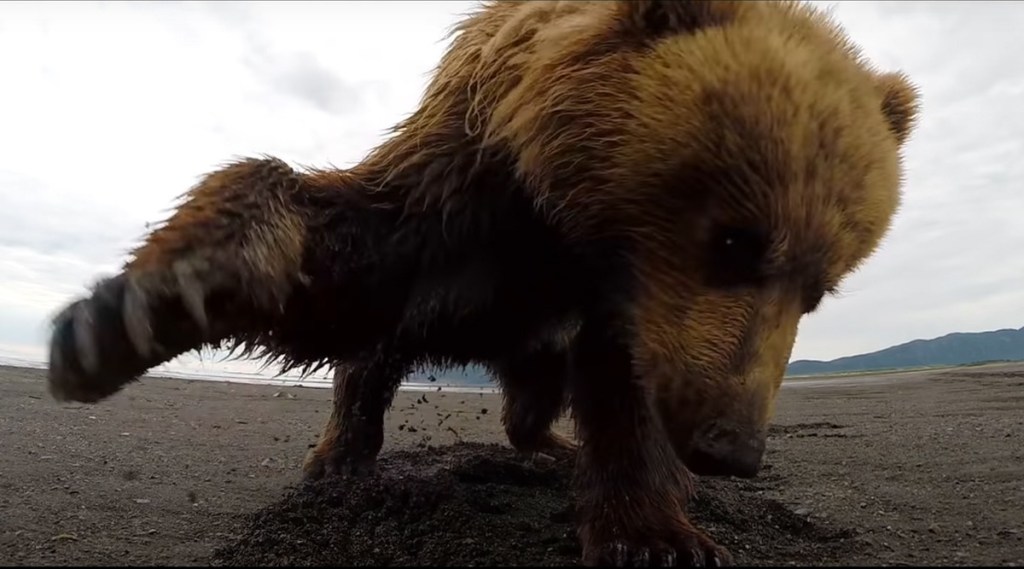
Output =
[{"x1": 1, "y1": 1, "x2": 1021, "y2": 378}]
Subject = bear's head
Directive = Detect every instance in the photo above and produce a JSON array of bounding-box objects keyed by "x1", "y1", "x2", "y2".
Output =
[
  {"x1": 610, "y1": 2, "x2": 920, "y2": 478},
  {"x1": 479, "y1": 0, "x2": 920, "y2": 478}
]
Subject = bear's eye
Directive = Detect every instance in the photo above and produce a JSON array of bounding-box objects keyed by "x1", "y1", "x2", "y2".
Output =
[{"x1": 705, "y1": 225, "x2": 769, "y2": 289}]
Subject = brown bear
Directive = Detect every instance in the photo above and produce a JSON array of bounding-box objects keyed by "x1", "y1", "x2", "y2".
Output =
[{"x1": 45, "y1": 0, "x2": 919, "y2": 566}]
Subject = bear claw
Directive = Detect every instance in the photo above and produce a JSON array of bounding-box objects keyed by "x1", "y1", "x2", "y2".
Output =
[
  {"x1": 586, "y1": 527, "x2": 732, "y2": 568},
  {"x1": 47, "y1": 268, "x2": 208, "y2": 404},
  {"x1": 46, "y1": 251, "x2": 246, "y2": 404},
  {"x1": 71, "y1": 301, "x2": 100, "y2": 376},
  {"x1": 48, "y1": 277, "x2": 130, "y2": 403},
  {"x1": 122, "y1": 277, "x2": 155, "y2": 359},
  {"x1": 174, "y1": 260, "x2": 209, "y2": 332},
  {"x1": 303, "y1": 448, "x2": 379, "y2": 481},
  {"x1": 591, "y1": 541, "x2": 730, "y2": 568}
]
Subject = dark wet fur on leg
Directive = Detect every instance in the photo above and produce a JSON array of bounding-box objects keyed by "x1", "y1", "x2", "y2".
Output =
[
  {"x1": 304, "y1": 351, "x2": 410, "y2": 481},
  {"x1": 492, "y1": 345, "x2": 577, "y2": 458},
  {"x1": 569, "y1": 322, "x2": 732, "y2": 567}
]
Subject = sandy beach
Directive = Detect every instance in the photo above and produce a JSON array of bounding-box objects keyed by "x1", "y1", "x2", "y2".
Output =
[{"x1": 1, "y1": 363, "x2": 1022, "y2": 566}]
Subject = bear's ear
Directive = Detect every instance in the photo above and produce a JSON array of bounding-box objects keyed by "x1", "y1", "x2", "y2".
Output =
[
  {"x1": 618, "y1": 0, "x2": 739, "y2": 39},
  {"x1": 875, "y1": 72, "x2": 920, "y2": 146}
]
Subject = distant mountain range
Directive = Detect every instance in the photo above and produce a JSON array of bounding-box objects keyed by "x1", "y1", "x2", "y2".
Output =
[
  {"x1": 786, "y1": 326, "x2": 1024, "y2": 377},
  {"x1": 413, "y1": 326, "x2": 1024, "y2": 385}
]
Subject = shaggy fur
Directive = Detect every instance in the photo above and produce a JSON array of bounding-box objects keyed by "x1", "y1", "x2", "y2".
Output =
[{"x1": 47, "y1": 1, "x2": 919, "y2": 566}]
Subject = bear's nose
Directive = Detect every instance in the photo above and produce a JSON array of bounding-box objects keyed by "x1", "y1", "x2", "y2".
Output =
[{"x1": 685, "y1": 420, "x2": 766, "y2": 479}]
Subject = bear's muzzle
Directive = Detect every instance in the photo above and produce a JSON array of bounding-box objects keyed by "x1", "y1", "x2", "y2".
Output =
[{"x1": 684, "y1": 419, "x2": 767, "y2": 479}]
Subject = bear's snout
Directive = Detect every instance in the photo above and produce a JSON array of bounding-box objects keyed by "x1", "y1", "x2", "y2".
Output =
[{"x1": 684, "y1": 420, "x2": 767, "y2": 479}]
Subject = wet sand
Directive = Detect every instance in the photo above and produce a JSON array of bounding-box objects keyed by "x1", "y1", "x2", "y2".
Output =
[{"x1": 1, "y1": 363, "x2": 1022, "y2": 566}]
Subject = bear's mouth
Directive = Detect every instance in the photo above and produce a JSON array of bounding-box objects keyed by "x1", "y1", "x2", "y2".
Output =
[{"x1": 678, "y1": 420, "x2": 767, "y2": 479}]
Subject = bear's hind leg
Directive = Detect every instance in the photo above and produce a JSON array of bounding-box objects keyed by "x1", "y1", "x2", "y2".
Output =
[
  {"x1": 303, "y1": 350, "x2": 409, "y2": 480},
  {"x1": 493, "y1": 346, "x2": 577, "y2": 459}
]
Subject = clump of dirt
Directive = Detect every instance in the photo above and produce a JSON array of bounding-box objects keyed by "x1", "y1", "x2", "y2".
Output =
[{"x1": 210, "y1": 443, "x2": 855, "y2": 567}]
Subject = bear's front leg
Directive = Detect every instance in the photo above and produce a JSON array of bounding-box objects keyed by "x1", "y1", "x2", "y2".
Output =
[
  {"x1": 47, "y1": 157, "x2": 342, "y2": 403},
  {"x1": 303, "y1": 350, "x2": 409, "y2": 480},
  {"x1": 570, "y1": 323, "x2": 732, "y2": 568}
]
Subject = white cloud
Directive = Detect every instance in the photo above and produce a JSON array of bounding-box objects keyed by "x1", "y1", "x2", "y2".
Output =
[{"x1": 0, "y1": 1, "x2": 1020, "y2": 375}]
